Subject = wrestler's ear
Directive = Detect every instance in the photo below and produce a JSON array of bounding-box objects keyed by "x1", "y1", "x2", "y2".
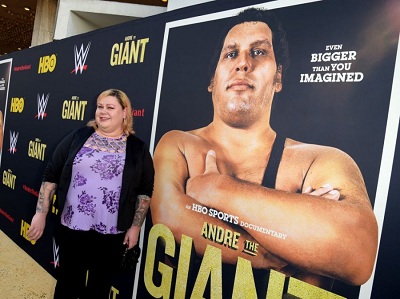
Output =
[
  {"x1": 274, "y1": 65, "x2": 282, "y2": 93},
  {"x1": 208, "y1": 76, "x2": 214, "y2": 92}
]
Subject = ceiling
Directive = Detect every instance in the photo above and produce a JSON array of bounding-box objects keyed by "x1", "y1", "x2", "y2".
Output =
[{"x1": 0, "y1": 0, "x2": 167, "y2": 56}]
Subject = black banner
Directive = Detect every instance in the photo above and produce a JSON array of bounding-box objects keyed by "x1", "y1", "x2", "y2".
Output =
[{"x1": 0, "y1": 0, "x2": 399, "y2": 298}]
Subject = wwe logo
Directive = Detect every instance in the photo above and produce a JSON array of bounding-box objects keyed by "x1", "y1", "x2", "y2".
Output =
[
  {"x1": 8, "y1": 131, "x2": 18, "y2": 154},
  {"x1": 52, "y1": 237, "x2": 60, "y2": 268},
  {"x1": 36, "y1": 93, "x2": 49, "y2": 120},
  {"x1": 71, "y1": 42, "x2": 91, "y2": 74}
]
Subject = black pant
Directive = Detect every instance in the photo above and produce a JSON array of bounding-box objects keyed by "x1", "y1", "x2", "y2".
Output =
[{"x1": 53, "y1": 224, "x2": 125, "y2": 299}]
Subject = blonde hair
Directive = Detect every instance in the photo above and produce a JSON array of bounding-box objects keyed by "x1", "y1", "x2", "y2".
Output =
[{"x1": 87, "y1": 89, "x2": 135, "y2": 135}]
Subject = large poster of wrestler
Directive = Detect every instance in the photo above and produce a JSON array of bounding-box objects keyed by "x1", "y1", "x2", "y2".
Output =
[{"x1": 135, "y1": 0, "x2": 399, "y2": 298}]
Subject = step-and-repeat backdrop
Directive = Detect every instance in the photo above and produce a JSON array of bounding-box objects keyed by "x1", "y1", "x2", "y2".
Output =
[{"x1": 0, "y1": 0, "x2": 399, "y2": 298}]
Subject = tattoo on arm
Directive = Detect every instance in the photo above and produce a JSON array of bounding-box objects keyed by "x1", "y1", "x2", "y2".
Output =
[
  {"x1": 36, "y1": 182, "x2": 57, "y2": 213},
  {"x1": 132, "y1": 195, "x2": 151, "y2": 227}
]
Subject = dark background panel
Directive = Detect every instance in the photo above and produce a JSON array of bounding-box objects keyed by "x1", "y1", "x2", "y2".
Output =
[
  {"x1": 0, "y1": 9, "x2": 168, "y2": 298},
  {"x1": 0, "y1": 0, "x2": 398, "y2": 298}
]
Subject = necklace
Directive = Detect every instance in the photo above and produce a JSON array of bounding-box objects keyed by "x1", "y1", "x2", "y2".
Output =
[{"x1": 86, "y1": 132, "x2": 127, "y2": 153}]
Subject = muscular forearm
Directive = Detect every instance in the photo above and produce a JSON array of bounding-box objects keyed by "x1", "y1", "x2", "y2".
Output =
[
  {"x1": 36, "y1": 182, "x2": 57, "y2": 215},
  {"x1": 191, "y1": 174, "x2": 377, "y2": 284},
  {"x1": 151, "y1": 190, "x2": 286, "y2": 269}
]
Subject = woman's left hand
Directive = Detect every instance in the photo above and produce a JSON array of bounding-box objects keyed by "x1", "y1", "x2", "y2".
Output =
[{"x1": 123, "y1": 225, "x2": 141, "y2": 249}]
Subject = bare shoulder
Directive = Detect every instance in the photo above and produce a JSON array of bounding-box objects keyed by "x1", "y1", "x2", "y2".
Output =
[
  {"x1": 284, "y1": 137, "x2": 354, "y2": 162},
  {"x1": 278, "y1": 138, "x2": 365, "y2": 193},
  {"x1": 157, "y1": 129, "x2": 194, "y2": 141},
  {"x1": 154, "y1": 129, "x2": 210, "y2": 166},
  {"x1": 157, "y1": 128, "x2": 205, "y2": 143},
  {"x1": 155, "y1": 128, "x2": 210, "y2": 152},
  {"x1": 154, "y1": 128, "x2": 214, "y2": 177}
]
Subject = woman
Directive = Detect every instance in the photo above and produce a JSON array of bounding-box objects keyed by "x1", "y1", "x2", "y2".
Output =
[{"x1": 27, "y1": 89, "x2": 154, "y2": 299}]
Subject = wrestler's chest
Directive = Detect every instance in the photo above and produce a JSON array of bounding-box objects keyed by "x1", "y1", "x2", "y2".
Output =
[
  {"x1": 220, "y1": 158, "x2": 305, "y2": 193},
  {"x1": 218, "y1": 160, "x2": 268, "y2": 184}
]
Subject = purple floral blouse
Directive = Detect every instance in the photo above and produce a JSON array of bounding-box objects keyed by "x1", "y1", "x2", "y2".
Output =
[{"x1": 61, "y1": 132, "x2": 126, "y2": 234}]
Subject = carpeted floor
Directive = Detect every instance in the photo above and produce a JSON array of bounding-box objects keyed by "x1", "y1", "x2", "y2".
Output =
[{"x1": 0, "y1": 229, "x2": 56, "y2": 299}]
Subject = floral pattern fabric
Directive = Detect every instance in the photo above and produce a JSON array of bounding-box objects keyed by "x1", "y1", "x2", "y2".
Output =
[{"x1": 61, "y1": 133, "x2": 126, "y2": 234}]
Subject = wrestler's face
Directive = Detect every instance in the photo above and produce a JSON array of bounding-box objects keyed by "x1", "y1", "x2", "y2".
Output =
[
  {"x1": 95, "y1": 95, "x2": 126, "y2": 136},
  {"x1": 209, "y1": 21, "x2": 282, "y2": 128}
]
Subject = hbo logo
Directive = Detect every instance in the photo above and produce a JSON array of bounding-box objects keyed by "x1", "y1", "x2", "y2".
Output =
[
  {"x1": 10, "y1": 97, "x2": 24, "y2": 113},
  {"x1": 38, "y1": 54, "x2": 56, "y2": 73}
]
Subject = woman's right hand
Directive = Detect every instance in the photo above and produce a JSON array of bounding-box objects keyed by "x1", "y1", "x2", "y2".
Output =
[{"x1": 27, "y1": 213, "x2": 47, "y2": 241}]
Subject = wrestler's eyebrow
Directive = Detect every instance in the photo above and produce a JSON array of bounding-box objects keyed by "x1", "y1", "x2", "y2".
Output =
[
  {"x1": 221, "y1": 39, "x2": 273, "y2": 52},
  {"x1": 251, "y1": 39, "x2": 273, "y2": 48},
  {"x1": 221, "y1": 43, "x2": 238, "y2": 53}
]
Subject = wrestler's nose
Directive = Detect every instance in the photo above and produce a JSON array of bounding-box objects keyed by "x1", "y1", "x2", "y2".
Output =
[{"x1": 235, "y1": 53, "x2": 251, "y2": 72}]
